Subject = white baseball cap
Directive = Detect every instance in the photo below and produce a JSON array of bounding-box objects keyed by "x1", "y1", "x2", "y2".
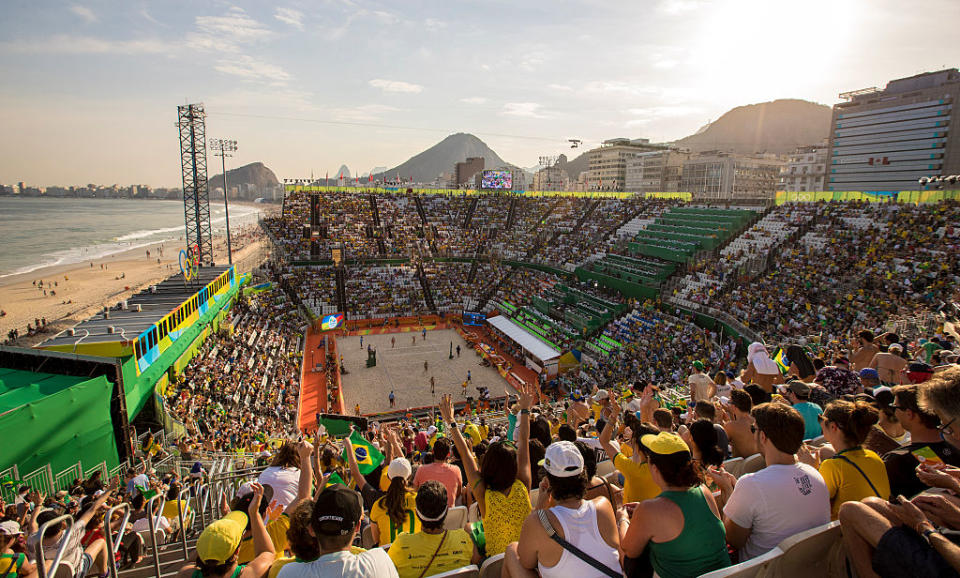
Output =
[
  {"x1": 426, "y1": 425, "x2": 437, "y2": 436},
  {"x1": 593, "y1": 389, "x2": 610, "y2": 401},
  {"x1": 0, "y1": 521, "x2": 22, "y2": 535},
  {"x1": 539, "y1": 441, "x2": 584, "y2": 478},
  {"x1": 386, "y1": 457, "x2": 412, "y2": 480}
]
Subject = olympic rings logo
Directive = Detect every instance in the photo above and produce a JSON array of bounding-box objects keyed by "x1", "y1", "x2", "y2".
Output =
[{"x1": 179, "y1": 244, "x2": 201, "y2": 281}]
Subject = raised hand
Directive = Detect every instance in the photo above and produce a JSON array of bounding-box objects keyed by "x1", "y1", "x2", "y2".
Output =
[
  {"x1": 439, "y1": 394, "x2": 455, "y2": 423},
  {"x1": 247, "y1": 482, "x2": 265, "y2": 517},
  {"x1": 518, "y1": 382, "x2": 536, "y2": 411}
]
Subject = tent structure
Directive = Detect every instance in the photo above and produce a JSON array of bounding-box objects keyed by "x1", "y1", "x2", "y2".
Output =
[{"x1": 486, "y1": 316, "x2": 562, "y2": 375}]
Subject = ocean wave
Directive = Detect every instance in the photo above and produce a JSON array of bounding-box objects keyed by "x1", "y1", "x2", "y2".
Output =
[{"x1": 0, "y1": 204, "x2": 263, "y2": 279}]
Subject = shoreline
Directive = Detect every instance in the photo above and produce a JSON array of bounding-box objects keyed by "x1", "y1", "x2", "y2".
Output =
[{"x1": 1, "y1": 204, "x2": 276, "y2": 346}]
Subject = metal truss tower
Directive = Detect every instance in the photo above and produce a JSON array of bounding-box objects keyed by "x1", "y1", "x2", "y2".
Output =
[{"x1": 177, "y1": 103, "x2": 214, "y2": 266}]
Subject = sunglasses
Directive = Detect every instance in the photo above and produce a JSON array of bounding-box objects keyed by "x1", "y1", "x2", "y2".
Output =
[{"x1": 939, "y1": 417, "x2": 956, "y2": 440}]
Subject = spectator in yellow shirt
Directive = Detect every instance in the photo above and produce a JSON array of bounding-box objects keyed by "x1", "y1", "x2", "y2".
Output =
[
  {"x1": 599, "y1": 409, "x2": 661, "y2": 503},
  {"x1": 799, "y1": 400, "x2": 890, "y2": 519},
  {"x1": 388, "y1": 481, "x2": 480, "y2": 578}
]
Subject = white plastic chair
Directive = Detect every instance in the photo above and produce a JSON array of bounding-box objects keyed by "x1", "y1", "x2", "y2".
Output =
[
  {"x1": 430, "y1": 565, "x2": 480, "y2": 578},
  {"x1": 763, "y1": 521, "x2": 844, "y2": 578},
  {"x1": 479, "y1": 553, "x2": 505, "y2": 578},
  {"x1": 444, "y1": 506, "x2": 468, "y2": 530},
  {"x1": 596, "y1": 459, "x2": 616, "y2": 478},
  {"x1": 698, "y1": 547, "x2": 782, "y2": 577},
  {"x1": 740, "y1": 453, "x2": 766, "y2": 476},
  {"x1": 722, "y1": 457, "x2": 745, "y2": 478}
]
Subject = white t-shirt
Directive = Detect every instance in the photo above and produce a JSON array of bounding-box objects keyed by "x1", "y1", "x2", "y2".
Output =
[
  {"x1": 624, "y1": 398, "x2": 643, "y2": 413},
  {"x1": 258, "y1": 466, "x2": 301, "y2": 511},
  {"x1": 723, "y1": 462, "x2": 831, "y2": 559},
  {"x1": 688, "y1": 373, "x2": 715, "y2": 401},
  {"x1": 276, "y1": 549, "x2": 398, "y2": 578}
]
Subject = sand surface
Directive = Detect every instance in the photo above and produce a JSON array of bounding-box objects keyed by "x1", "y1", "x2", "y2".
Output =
[
  {"x1": 338, "y1": 329, "x2": 517, "y2": 414},
  {"x1": 0, "y1": 206, "x2": 274, "y2": 346}
]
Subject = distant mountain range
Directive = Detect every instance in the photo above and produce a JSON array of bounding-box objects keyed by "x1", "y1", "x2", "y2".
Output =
[
  {"x1": 371, "y1": 133, "x2": 516, "y2": 183},
  {"x1": 250, "y1": 98, "x2": 834, "y2": 187},
  {"x1": 207, "y1": 162, "x2": 279, "y2": 200}
]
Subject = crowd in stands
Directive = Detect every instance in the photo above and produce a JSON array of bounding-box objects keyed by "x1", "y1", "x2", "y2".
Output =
[
  {"x1": 683, "y1": 201, "x2": 960, "y2": 346},
  {"x1": 163, "y1": 286, "x2": 303, "y2": 453}
]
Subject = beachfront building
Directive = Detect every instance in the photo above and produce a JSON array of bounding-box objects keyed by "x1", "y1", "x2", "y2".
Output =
[
  {"x1": 779, "y1": 145, "x2": 828, "y2": 192},
  {"x1": 532, "y1": 163, "x2": 570, "y2": 191},
  {"x1": 826, "y1": 68, "x2": 960, "y2": 192},
  {"x1": 680, "y1": 152, "x2": 784, "y2": 199},
  {"x1": 625, "y1": 149, "x2": 691, "y2": 193},
  {"x1": 453, "y1": 157, "x2": 485, "y2": 188},
  {"x1": 585, "y1": 138, "x2": 669, "y2": 191}
]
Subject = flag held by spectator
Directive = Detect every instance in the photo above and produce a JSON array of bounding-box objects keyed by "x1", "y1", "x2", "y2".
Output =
[
  {"x1": 342, "y1": 431, "x2": 384, "y2": 475},
  {"x1": 773, "y1": 348, "x2": 790, "y2": 375}
]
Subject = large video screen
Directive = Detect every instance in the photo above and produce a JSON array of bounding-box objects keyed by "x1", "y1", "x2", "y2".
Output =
[{"x1": 481, "y1": 170, "x2": 513, "y2": 189}]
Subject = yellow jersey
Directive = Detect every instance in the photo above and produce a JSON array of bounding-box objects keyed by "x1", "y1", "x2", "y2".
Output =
[
  {"x1": 614, "y1": 453, "x2": 661, "y2": 503},
  {"x1": 370, "y1": 492, "x2": 420, "y2": 545},
  {"x1": 819, "y1": 448, "x2": 891, "y2": 519},
  {"x1": 388, "y1": 529, "x2": 474, "y2": 578}
]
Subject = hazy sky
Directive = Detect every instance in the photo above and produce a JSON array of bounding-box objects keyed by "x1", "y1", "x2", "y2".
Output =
[{"x1": 2, "y1": 0, "x2": 959, "y2": 187}]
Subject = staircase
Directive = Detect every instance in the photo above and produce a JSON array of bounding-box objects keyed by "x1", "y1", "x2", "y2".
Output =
[
  {"x1": 119, "y1": 536, "x2": 197, "y2": 578},
  {"x1": 413, "y1": 196, "x2": 428, "y2": 225},
  {"x1": 478, "y1": 266, "x2": 517, "y2": 311},
  {"x1": 335, "y1": 267, "x2": 348, "y2": 313},
  {"x1": 368, "y1": 194, "x2": 381, "y2": 227},
  {"x1": 417, "y1": 263, "x2": 437, "y2": 314},
  {"x1": 505, "y1": 196, "x2": 519, "y2": 229},
  {"x1": 467, "y1": 260, "x2": 479, "y2": 284},
  {"x1": 463, "y1": 198, "x2": 479, "y2": 228}
]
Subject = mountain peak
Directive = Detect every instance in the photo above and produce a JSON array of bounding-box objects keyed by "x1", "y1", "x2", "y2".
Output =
[
  {"x1": 675, "y1": 99, "x2": 831, "y2": 154},
  {"x1": 373, "y1": 133, "x2": 514, "y2": 183}
]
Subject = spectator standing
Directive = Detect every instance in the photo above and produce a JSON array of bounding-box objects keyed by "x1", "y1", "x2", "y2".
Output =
[
  {"x1": 441, "y1": 385, "x2": 533, "y2": 557},
  {"x1": 412, "y1": 437, "x2": 462, "y2": 508},
  {"x1": 687, "y1": 361, "x2": 716, "y2": 403},
  {"x1": 723, "y1": 390, "x2": 759, "y2": 458},
  {"x1": 870, "y1": 343, "x2": 908, "y2": 385},
  {"x1": 850, "y1": 330, "x2": 880, "y2": 371},
  {"x1": 369, "y1": 458, "x2": 419, "y2": 546}
]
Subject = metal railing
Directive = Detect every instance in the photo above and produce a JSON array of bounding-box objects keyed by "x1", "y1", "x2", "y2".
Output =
[
  {"x1": 35, "y1": 514, "x2": 75, "y2": 578},
  {"x1": 23, "y1": 464, "x2": 55, "y2": 497},
  {"x1": 145, "y1": 494, "x2": 167, "y2": 578},
  {"x1": 104, "y1": 502, "x2": 131, "y2": 578}
]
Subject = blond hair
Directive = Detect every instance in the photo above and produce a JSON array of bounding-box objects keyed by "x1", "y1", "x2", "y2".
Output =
[{"x1": 919, "y1": 367, "x2": 960, "y2": 421}]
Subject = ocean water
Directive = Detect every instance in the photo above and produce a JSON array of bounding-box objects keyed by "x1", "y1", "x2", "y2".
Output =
[{"x1": 0, "y1": 197, "x2": 263, "y2": 277}]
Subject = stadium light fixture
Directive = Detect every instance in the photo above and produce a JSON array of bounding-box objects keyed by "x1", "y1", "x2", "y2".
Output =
[{"x1": 210, "y1": 138, "x2": 239, "y2": 264}]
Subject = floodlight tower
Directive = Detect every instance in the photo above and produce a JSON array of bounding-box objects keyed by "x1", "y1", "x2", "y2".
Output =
[{"x1": 210, "y1": 138, "x2": 238, "y2": 264}]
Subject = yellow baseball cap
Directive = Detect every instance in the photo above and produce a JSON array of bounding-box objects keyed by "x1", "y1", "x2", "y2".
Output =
[
  {"x1": 640, "y1": 432, "x2": 690, "y2": 456},
  {"x1": 196, "y1": 510, "x2": 248, "y2": 564}
]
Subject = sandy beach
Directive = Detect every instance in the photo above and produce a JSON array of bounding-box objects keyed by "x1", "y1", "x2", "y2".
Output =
[{"x1": 0, "y1": 204, "x2": 276, "y2": 346}]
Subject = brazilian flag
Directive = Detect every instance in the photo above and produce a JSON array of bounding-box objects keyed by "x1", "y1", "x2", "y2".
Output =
[{"x1": 341, "y1": 431, "x2": 384, "y2": 475}]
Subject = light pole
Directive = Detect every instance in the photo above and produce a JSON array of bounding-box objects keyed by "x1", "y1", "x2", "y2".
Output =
[{"x1": 209, "y1": 138, "x2": 238, "y2": 264}]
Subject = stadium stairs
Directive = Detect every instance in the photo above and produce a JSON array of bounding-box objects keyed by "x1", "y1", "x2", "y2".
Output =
[
  {"x1": 416, "y1": 263, "x2": 438, "y2": 314},
  {"x1": 334, "y1": 267, "x2": 348, "y2": 313},
  {"x1": 462, "y1": 198, "x2": 478, "y2": 228},
  {"x1": 505, "y1": 196, "x2": 518, "y2": 229}
]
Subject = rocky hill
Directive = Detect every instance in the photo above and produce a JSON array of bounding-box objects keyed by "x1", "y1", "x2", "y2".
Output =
[
  {"x1": 207, "y1": 162, "x2": 279, "y2": 200},
  {"x1": 674, "y1": 99, "x2": 831, "y2": 154},
  {"x1": 373, "y1": 133, "x2": 515, "y2": 183}
]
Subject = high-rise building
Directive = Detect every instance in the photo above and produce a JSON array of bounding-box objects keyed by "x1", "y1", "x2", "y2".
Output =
[
  {"x1": 625, "y1": 149, "x2": 690, "y2": 192},
  {"x1": 532, "y1": 162, "x2": 569, "y2": 191},
  {"x1": 586, "y1": 138, "x2": 668, "y2": 191},
  {"x1": 680, "y1": 152, "x2": 783, "y2": 199},
  {"x1": 826, "y1": 69, "x2": 960, "y2": 192},
  {"x1": 779, "y1": 144, "x2": 828, "y2": 192},
  {"x1": 453, "y1": 157, "x2": 485, "y2": 187}
]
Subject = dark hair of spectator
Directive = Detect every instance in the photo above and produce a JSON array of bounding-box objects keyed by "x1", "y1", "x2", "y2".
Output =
[
  {"x1": 730, "y1": 389, "x2": 753, "y2": 414},
  {"x1": 557, "y1": 424, "x2": 577, "y2": 442},
  {"x1": 270, "y1": 442, "x2": 300, "y2": 469},
  {"x1": 415, "y1": 481, "x2": 448, "y2": 531},
  {"x1": 286, "y1": 499, "x2": 320, "y2": 561},
  {"x1": 481, "y1": 440, "x2": 519, "y2": 492},
  {"x1": 823, "y1": 400, "x2": 879, "y2": 445},
  {"x1": 689, "y1": 419, "x2": 724, "y2": 467},
  {"x1": 751, "y1": 402, "x2": 805, "y2": 454},
  {"x1": 573, "y1": 441, "x2": 598, "y2": 480},
  {"x1": 432, "y1": 437, "x2": 452, "y2": 461}
]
